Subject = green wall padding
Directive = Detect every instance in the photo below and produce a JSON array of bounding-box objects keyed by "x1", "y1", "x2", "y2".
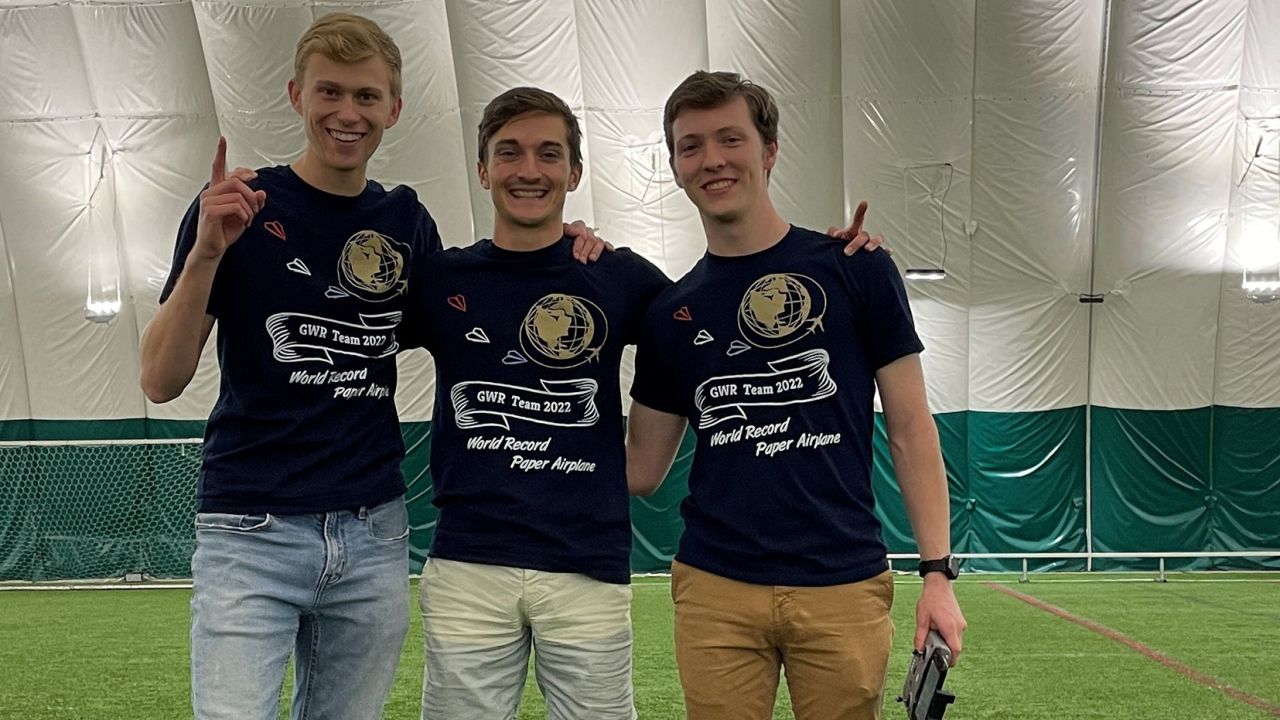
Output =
[
  {"x1": 1092, "y1": 406, "x2": 1213, "y2": 570},
  {"x1": 1212, "y1": 407, "x2": 1280, "y2": 559},
  {"x1": 0, "y1": 419, "x2": 198, "y2": 442},
  {"x1": 872, "y1": 411, "x2": 969, "y2": 556},
  {"x1": 967, "y1": 408, "x2": 1087, "y2": 571},
  {"x1": 0, "y1": 409, "x2": 1275, "y2": 581},
  {"x1": 0, "y1": 420, "x2": 32, "y2": 442},
  {"x1": 873, "y1": 409, "x2": 1086, "y2": 572},
  {"x1": 1093, "y1": 406, "x2": 1280, "y2": 571}
]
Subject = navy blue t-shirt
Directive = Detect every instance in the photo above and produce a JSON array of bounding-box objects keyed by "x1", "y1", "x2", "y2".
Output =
[
  {"x1": 630, "y1": 225, "x2": 923, "y2": 586},
  {"x1": 404, "y1": 236, "x2": 670, "y2": 584},
  {"x1": 160, "y1": 165, "x2": 443, "y2": 514}
]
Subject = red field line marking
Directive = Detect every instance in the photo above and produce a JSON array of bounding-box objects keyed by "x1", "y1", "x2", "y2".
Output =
[{"x1": 985, "y1": 582, "x2": 1280, "y2": 718}]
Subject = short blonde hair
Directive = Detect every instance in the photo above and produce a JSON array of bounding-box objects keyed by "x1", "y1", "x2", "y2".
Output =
[{"x1": 294, "y1": 13, "x2": 403, "y2": 99}]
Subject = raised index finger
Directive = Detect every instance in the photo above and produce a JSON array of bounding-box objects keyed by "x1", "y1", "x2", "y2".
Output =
[
  {"x1": 849, "y1": 200, "x2": 868, "y2": 235},
  {"x1": 211, "y1": 136, "x2": 227, "y2": 185}
]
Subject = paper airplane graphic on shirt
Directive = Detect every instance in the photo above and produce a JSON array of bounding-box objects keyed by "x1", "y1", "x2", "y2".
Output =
[
  {"x1": 264, "y1": 220, "x2": 287, "y2": 241},
  {"x1": 465, "y1": 328, "x2": 490, "y2": 344},
  {"x1": 693, "y1": 329, "x2": 714, "y2": 345},
  {"x1": 325, "y1": 286, "x2": 350, "y2": 299},
  {"x1": 286, "y1": 258, "x2": 311, "y2": 276},
  {"x1": 726, "y1": 340, "x2": 751, "y2": 356},
  {"x1": 502, "y1": 350, "x2": 528, "y2": 365}
]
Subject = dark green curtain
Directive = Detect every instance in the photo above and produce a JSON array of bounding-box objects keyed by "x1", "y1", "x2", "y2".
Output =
[{"x1": 0, "y1": 409, "x2": 1276, "y2": 581}]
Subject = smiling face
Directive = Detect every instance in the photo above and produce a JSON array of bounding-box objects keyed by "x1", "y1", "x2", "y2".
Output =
[
  {"x1": 478, "y1": 110, "x2": 581, "y2": 235},
  {"x1": 288, "y1": 53, "x2": 402, "y2": 192},
  {"x1": 670, "y1": 96, "x2": 778, "y2": 225}
]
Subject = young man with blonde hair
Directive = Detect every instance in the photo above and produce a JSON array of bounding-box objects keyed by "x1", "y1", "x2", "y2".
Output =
[
  {"x1": 146, "y1": 16, "x2": 594, "y2": 720},
  {"x1": 143, "y1": 14, "x2": 607, "y2": 717},
  {"x1": 626, "y1": 70, "x2": 967, "y2": 719},
  {"x1": 141, "y1": 13, "x2": 432, "y2": 719}
]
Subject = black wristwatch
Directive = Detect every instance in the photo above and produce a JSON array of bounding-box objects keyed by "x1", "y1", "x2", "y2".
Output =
[{"x1": 918, "y1": 555, "x2": 959, "y2": 580}]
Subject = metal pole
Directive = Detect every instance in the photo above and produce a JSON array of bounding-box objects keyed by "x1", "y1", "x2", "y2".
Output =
[{"x1": 1084, "y1": 0, "x2": 1114, "y2": 575}]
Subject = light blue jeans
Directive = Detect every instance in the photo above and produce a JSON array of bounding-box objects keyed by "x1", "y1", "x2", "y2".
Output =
[{"x1": 190, "y1": 497, "x2": 410, "y2": 720}]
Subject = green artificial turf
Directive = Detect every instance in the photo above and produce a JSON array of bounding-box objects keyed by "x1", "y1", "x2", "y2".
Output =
[{"x1": 1, "y1": 573, "x2": 1276, "y2": 719}]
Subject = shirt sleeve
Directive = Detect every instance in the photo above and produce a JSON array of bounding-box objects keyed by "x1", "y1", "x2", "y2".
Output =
[
  {"x1": 629, "y1": 305, "x2": 687, "y2": 416},
  {"x1": 399, "y1": 240, "x2": 440, "y2": 353},
  {"x1": 418, "y1": 204, "x2": 444, "y2": 253},
  {"x1": 398, "y1": 209, "x2": 441, "y2": 352},
  {"x1": 844, "y1": 249, "x2": 925, "y2": 370},
  {"x1": 158, "y1": 189, "x2": 227, "y2": 318},
  {"x1": 619, "y1": 250, "x2": 673, "y2": 345}
]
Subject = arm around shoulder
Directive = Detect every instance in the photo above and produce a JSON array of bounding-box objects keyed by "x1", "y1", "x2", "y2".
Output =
[{"x1": 625, "y1": 401, "x2": 687, "y2": 497}]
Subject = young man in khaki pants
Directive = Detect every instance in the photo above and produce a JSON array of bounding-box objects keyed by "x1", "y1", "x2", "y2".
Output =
[{"x1": 627, "y1": 70, "x2": 967, "y2": 719}]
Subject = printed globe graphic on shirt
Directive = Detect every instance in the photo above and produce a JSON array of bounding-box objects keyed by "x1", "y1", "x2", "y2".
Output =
[
  {"x1": 737, "y1": 273, "x2": 827, "y2": 348},
  {"x1": 337, "y1": 230, "x2": 409, "y2": 301},
  {"x1": 520, "y1": 294, "x2": 608, "y2": 368}
]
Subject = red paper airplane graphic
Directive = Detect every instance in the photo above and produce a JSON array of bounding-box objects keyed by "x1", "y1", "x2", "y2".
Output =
[{"x1": 264, "y1": 221, "x2": 286, "y2": 241}]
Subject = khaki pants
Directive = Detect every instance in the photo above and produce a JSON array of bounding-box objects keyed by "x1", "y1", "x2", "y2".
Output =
[{"x1": 672, "y1": 560, "x2": 894, "y2": 720}]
